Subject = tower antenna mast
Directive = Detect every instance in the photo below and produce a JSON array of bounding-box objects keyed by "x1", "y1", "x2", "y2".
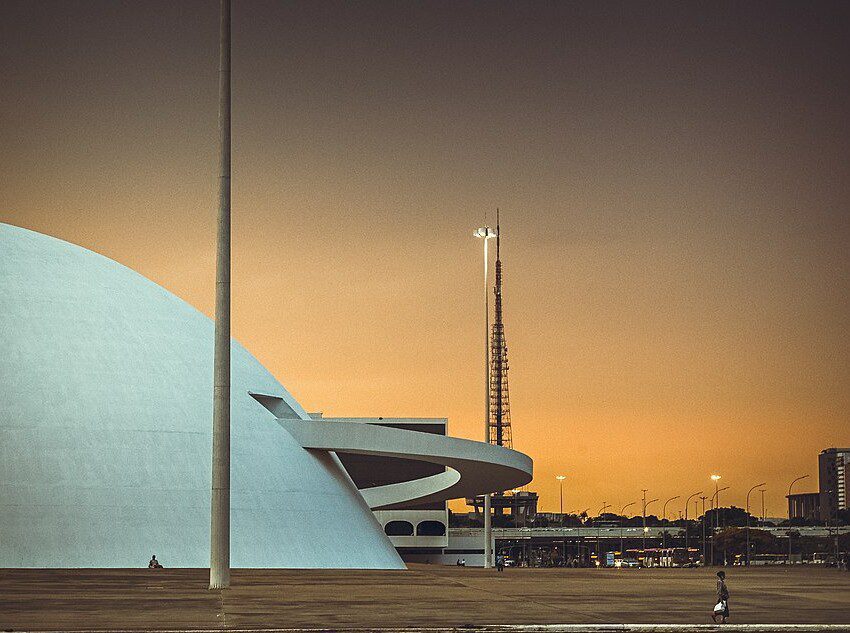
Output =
[{"x1": 489, "y1": 209, "x2": 512, "y2": 449}]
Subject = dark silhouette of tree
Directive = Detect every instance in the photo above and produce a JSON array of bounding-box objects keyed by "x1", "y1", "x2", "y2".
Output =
[
  {"x1": 703, "y1": 506, "x2": 755, "y2": 529},
  {"x1": 714, "y1": 527, "x2": 779, "y2": 558}
]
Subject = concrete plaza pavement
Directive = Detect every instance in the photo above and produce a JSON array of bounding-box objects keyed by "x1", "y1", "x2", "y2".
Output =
[{"x1": 1, "y1": 564, "x2": 848, "y2": 630}]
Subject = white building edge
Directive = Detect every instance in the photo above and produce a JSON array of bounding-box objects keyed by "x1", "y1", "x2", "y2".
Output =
[{"x1": 0, "y1": 223, "x2": 532, "y2": 569}]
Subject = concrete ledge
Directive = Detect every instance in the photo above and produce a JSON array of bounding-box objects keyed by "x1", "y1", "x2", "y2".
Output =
[{"x1": 278, "y1": 418, "x2": 534, "y2": 509}]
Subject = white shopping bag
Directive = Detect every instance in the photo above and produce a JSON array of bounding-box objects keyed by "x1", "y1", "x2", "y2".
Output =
[{"x1": 714, "y1": 600, "x2": 726, "y2": 613}]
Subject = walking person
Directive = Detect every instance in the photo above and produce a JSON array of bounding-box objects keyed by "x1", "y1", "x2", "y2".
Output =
[
  {"x1": 712, "y1": 570, "x2": 730, "y2": 623},
  {"x1": 496, "y1": 553, "x2": 505, "y2": 572}
]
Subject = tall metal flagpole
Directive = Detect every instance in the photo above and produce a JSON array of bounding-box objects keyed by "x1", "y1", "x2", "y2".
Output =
[{"x1": 210, "y1": 0, "x2": 231, "y2": 591}]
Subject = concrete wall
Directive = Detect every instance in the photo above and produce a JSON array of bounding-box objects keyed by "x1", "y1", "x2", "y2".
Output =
[{"x1": 374, "y1": 509, "x2": 449, "y2": 549}]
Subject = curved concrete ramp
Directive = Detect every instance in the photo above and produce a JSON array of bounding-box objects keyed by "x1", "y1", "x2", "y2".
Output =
[{"x1": 277, "y1": 418, "x2": 534, "y2": 510}]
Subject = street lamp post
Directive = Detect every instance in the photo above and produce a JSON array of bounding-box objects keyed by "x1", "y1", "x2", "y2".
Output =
[
  {"x1": 684, "y1": 491, "x2": 702, "y2": 559},
  {"x1": 474, "y1": 223, "x2": 497, "y2": 568},
  {"x1": 746, "y1": 482, "x2": 766, "y2": 566},
  {"x1": 760, "y1": 488, "x2": 765, "y2": 527},
  {"x1": 710, "y1": 475, "x2": 721, "y2": 566},
  {"x1": 619, "y1": 501, "x2": 636, "y2": 555},
  {"x1": 711, "y1": 486, "x2": 729, "y2": 564},
  {"x1": 786, "y1": 474, "x2": 809, "y2": 565},
  {"x1": 831, "y1": 489, "x2": 840, "y2": 567},
  {"x1": 700, "y1": 495, "x2": 707, "y2": 564},
  {"x1": 597, "y1": 502, "x2": 610, "y2": 566},
  {"x1": 662, "y1": 496, "x2": 680, "y2": 551},
  {"x1": 556, "y1": 475, "x2": 566, "y2": 526},
  {"x1": 709, "y1": 480, "x2": 728, "y2": 566},
  {"x1": 643, "y1": 497, "x2": 659, "y2": 555}
]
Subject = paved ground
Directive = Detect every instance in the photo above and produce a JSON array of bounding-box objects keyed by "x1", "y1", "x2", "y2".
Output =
[{"x1": 1, "y1": 565, "x2": 848, "y2": 631}]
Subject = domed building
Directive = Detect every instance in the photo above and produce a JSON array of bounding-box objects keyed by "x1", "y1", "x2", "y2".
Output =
[{"x1": 0, "y1": 223, "x2": 532, "y2": 568}]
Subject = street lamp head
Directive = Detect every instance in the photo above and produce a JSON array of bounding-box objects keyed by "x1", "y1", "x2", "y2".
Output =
[
  {"x1": 474, "y1": 227, "x2": 497, "y2": 239},
  {"x1": 711, "y1": 474, "x2": 721, "y2": 481},
  {"x1": 556, "y1": 475, "x2": 566, "y2": 481},
  {"x1": 788, "y1": 474, "x2": 810, "y2": 496}
]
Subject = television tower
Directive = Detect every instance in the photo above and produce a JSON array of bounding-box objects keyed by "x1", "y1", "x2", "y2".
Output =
[
  {"x1": 489, "y1": 210, "x2": 513, "y2": 449},
  {"x1": 469, "y1": 211, "x2": 536, "y2": 552}
]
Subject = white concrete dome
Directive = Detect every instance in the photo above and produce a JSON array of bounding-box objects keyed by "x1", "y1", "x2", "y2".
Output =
[{"x1": 0, "y1": 223, "x2": 404, "y2": 569}]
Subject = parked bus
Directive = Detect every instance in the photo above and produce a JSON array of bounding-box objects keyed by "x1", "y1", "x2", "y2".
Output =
[{"x1": 631, "y1": 547, "x2": 701, "y2": 567}]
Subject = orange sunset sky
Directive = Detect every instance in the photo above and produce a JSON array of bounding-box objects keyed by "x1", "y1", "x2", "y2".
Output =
[{"x1": 2, "y1": 1, "x2": 848, "y2": 518}]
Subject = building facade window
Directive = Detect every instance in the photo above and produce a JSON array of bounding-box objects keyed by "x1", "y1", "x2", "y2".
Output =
[
  {"x1": 416, "y1": 520, "x2": 446, "y2": 536},
  {"x1": 384, "y1": 520, "x2": 414, "y2": 536}
]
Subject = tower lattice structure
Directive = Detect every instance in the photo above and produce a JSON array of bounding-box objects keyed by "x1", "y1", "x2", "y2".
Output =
[{"x1": 489, "y1": 214, "x2": 512, "y2": 449}]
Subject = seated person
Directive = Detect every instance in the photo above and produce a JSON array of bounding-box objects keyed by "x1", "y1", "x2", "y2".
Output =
[{"x1": 148, "y1": 555, "x2": 163, "y2": 569}]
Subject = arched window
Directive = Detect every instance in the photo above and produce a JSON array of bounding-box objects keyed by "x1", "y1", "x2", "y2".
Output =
[
  {"x1": 416, "y1": 520, "x2": 446, "y2": 536},
  {"x1": 384, "y1": 520, "x2": 414, "y2": 536}
]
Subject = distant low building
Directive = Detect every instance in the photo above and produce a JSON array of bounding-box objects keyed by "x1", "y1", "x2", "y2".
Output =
[{"x1": 787, "y1": 492, "x2": 820, "y2": 521}]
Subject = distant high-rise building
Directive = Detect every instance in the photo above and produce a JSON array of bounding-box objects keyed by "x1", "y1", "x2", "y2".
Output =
[{"x1": 818, "y1": 447, "x2": 850, "y2": 522}]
